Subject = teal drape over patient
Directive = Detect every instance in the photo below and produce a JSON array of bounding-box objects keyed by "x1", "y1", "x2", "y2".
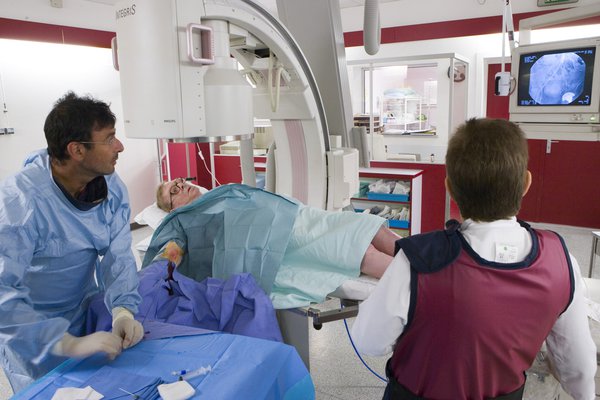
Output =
[
  {"x1": 142, "y1": 184, "x2": 300, "y2": 295},
  {"x1": 143, "y1": 183, "x2": 386, "y2": 309}
]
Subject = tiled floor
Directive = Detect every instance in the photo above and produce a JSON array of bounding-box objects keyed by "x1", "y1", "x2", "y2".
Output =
[{"x1": 2, "y1": 222, "x2": 599, "y2": 399}]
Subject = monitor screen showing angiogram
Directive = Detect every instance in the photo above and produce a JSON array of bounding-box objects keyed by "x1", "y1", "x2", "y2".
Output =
[{"x1": 517, "y1": 47, "x2": 595, "y2": 106}]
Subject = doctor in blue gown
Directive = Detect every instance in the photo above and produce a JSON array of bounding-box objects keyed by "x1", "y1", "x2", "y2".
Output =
[{"x1": 0, "y1": 92, "x2": 143, "y2": 392}]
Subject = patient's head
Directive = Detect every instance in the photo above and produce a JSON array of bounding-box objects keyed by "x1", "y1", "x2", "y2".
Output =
[{"x1": 157, "y1": 178, "x2": 203, "y2": 212}]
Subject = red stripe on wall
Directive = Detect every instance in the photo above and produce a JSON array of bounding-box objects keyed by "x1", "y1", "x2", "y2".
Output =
[
  {"x1": 0, "y1": 18, "x2": 114, "y2": 48},
  {"x1": 344, "y1": 11, "x2": 600, "y2": 47},
  {"x1": 3, "y1": 10, "x2": 599, "y2": 50}
]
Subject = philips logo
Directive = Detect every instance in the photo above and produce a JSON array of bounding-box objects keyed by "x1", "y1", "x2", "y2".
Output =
[{"x1": 116, "y1": 4, "x2": 136, "y2": 20}]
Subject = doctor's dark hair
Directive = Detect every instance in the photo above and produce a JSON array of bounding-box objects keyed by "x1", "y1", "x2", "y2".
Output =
[
  {"x1": 44, "y1": 91, "x2": 116, "y2": 161},
  {"x1": 445, "y1": 118, "x2": 528, "y2": 222}
]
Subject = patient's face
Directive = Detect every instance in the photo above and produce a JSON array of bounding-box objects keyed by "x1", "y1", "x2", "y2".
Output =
[{"x1": 164, "y1": 178, "x2": 203, "y2": 211}]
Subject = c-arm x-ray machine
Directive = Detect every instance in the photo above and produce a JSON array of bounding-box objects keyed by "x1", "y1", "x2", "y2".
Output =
[
  {"x1": 113, "y1": 0, "x2": 361, "y2": 211},
  {"x1": 113, "y1": 0, "x2": 372, "y2": 370}
]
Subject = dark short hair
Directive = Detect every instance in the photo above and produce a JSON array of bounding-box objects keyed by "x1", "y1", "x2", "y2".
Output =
[
  {"x1": 445, "y1": 118, "x2": 528, "y2": 221},
  {"x1": 44, "y1": 91, "x2": 116, "y2": 161}
]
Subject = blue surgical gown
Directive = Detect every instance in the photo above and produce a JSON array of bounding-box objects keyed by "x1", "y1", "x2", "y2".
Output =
[{"x1": 0, "y1": 149, "x2": 141, "y2": 392}]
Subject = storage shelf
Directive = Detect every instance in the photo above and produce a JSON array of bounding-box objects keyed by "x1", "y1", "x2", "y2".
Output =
[{"x1": 351, "y1": 167, "x2": 422, "y2": 236}]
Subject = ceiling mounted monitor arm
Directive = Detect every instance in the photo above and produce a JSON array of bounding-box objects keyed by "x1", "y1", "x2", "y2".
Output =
[
  {"x1": 519, "y1": 2, "x2": 600, "y2": 46},
  {"x1": 495, "y1": 0, "x2": 516, "y2": 96},
  {"x1": 502, "y1": 0, "x2": 516, "y2": 57}
]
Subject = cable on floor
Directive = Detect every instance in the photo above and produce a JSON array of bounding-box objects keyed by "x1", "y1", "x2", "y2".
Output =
[{"x1": 342, "y1": 305, "x2": 387, "y2": 383}]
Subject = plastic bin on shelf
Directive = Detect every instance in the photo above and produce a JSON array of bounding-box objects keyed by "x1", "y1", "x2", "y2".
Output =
[
  {"x1": 388, "y1": 219, "x2": 410, "y2": 229},
  {"x1": 366, "y1": 192, "x2": 409, "y2": 202}
]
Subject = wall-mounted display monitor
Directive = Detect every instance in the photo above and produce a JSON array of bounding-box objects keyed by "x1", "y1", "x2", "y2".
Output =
[{"x1": 509, "y1": 36, "x2": 600, "y2": 124}]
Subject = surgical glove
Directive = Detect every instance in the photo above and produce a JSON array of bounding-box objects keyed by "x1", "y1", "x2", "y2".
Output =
[
  {"x1": 52, "y1": 332, "x2": 123, "y2": 360},
  {"x1": 112, "y1": 307, "x2": 144, "y2": 349}
]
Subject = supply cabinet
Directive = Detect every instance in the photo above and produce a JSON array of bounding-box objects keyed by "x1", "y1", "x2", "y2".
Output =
[{"x1": 351, "y1": 167, "x2": 422, "y2": 237}]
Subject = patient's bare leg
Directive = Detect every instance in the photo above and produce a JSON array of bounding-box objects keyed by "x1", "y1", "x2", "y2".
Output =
[
  {"x1": 360, "y1": 244, "x2": 394, "y2": 279},
  {"x1": 370, "y1": 226, "x2": 401, "y2": 257}
]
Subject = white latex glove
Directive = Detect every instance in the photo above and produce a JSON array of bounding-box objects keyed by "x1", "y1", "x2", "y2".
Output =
[
  {"x1": 112, "y1": 307, "x2": 144, "y2": 349},
  {"x1": 51, "y1": 332, "x2": 123, "y2": 360}
]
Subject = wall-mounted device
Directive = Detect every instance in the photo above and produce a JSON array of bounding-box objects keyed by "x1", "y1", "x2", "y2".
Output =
[
  {"x1": 494, "y1": 71, "x2": 512, "y2": 96},
  {"x1": 509, "y1": 36, "x2": 600, "y2": 124},
  {"x1": 448, "y1": 65, "x2": 466, "y2": 82}
]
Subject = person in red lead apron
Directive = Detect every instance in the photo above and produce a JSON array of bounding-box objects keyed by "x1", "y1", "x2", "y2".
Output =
[{"x1": 351, "y1": 118, "x2": 596, "y2": 400}]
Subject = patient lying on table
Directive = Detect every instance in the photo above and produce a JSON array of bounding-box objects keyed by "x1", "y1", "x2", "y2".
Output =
[{"x1": 145, "y1": 179, "x2": 399, "y2": 309}]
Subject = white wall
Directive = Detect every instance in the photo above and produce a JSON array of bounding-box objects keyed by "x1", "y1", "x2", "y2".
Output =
[{"x1": 0, "y1": 39, "x2": 159, "y2": 218}]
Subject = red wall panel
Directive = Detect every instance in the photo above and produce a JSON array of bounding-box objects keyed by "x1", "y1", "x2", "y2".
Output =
[
  {"x1": 0, "y1": 17, "x2": 113, "y2": 48},
  {"x1": 518, "y1": 140, "x2": 546, "y2": 223},
  {"x1": 214, "y1": 154, "x2": 243, "y2": 185},
  {"x1": 213, "y1": 154, "x2": 267, "y2": 187},
  {"x1": 538, "y1": 141, "x2": 600, "y2": 228}
]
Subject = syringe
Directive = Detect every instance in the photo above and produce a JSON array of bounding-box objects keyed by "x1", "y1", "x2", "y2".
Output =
[{"x1": 180, "y1": 365, "x2": 212, "y2": 381}]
